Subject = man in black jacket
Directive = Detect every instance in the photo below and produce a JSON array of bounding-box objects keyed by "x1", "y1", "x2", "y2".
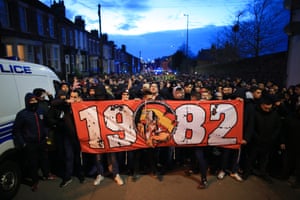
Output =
[
  {"x1": 284, "y1": 106, "x2": 300, "y2": 189},
  {"x1": 13, "y1": 93, "x2": 52, "y2": 191},
  {"x1": 48, "y1": 89, "x2": 85, "y2": 188},
  {"x1": 243, "y1": 95, "x2": 282, "y2": 183}
]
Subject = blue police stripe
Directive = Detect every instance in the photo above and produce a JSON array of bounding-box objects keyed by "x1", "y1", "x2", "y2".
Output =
[{"x1": 0, "y1": 122, "x2": 14, "y2": 144}]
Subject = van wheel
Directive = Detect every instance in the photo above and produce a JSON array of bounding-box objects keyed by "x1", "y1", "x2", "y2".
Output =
[{"x1": 0, "y1": 161, "x2": 21, "y2": 200}]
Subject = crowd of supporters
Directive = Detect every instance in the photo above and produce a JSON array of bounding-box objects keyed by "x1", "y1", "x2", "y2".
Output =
[{"x1": 14, "y1": 72, "x2": 300, "y2": 191}]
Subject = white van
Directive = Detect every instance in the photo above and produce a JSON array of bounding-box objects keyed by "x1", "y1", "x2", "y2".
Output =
[{"x1": 0, "y1": 58, "x2": 60, "y2": 199}]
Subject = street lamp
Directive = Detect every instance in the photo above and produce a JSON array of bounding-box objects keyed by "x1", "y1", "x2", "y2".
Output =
[
  {"x1": 183, "y1": 14, "x2": 189, "y2": 57},
  {"x1": 98, "y1": 4, "x2": 103, "y2": 73}
]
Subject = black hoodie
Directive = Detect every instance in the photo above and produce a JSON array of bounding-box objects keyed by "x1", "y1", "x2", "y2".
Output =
[
  {"x1": 13, "y1": 93, "x2": 47, "y2": 147},
  {"x1": 252, "y1": 103, "x2": 282, "y2": 146}
]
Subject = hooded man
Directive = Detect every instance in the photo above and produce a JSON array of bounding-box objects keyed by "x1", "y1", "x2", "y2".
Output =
[
  {"x1": 13, "y1": 93, "x2": 52, "y2": 191},
  {"x1": 13, "y1": 93, "x2": 46, "y2": 149}
]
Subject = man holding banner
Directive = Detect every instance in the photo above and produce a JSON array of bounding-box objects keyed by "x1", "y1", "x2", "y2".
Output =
[{"x1": 71, "y1": 84, "x2": 243, "y2": 188}]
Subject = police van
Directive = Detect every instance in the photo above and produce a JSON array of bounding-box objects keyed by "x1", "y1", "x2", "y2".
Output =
[{"x1": 0, "y1": 58, "x2": 60, "y2": 199}]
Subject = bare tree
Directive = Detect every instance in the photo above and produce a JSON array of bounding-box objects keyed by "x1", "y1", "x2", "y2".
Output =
[
  {"x1": 239, "y1": 0, "x2": 288, "y2": 57},
  {"x1": 214, "y1": 0, "x2": 289, "y2": 60}
]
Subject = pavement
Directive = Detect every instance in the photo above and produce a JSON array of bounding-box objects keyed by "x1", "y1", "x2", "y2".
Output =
[{"x1": 13, "y1": 169, "x2": 300, "y2": 200}]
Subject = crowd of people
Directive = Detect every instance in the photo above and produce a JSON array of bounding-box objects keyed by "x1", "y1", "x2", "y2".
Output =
[{"x1": 12, "y1": 72, "x2": 300, "y2": 192}]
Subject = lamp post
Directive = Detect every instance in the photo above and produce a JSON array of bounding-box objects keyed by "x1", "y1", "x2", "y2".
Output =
[
  {"x1": 183, "y1": 14, "x2": 189, "y2": 72},
  {"x1": 98, "y1": 4, "x2": 103, "y2": 73},
  {"x1": 184, "y1": 14, "x2": 189, "y2": 57}
]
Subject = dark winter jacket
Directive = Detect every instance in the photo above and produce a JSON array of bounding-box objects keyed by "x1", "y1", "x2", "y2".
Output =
[
  {"x1": 46, "y1": 98, "x2": 67, "y2": 128},
  {"x1": 13, "y1": 93, "x2": 47, "y2": 148},
  {"x1": 284, "y1": 108, "x2": 300, "y2": 148},
  {"x1": 252, "y1": 105, "x2": 282, "y2": 147},
  {"x1": 47, "y1": 98, "x2": 77, "y2": 139},
  {"x1": 243, "y1": 98, "x2": 256, "y2": 142}
]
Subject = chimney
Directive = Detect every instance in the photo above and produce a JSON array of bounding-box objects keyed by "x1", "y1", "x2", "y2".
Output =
[
  {"x1": 51, "y1": 0, "x2": 65, "y2": 18},
  {"x1": 90, "y1": 30, "x2": 99, "y2": 38},
  {"x1": 75, "y1": 16, "x2": 85, "y2": 30}
]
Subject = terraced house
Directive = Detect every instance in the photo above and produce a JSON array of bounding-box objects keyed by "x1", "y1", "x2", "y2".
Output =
[{"x1": 0, "y1": 0, "x2": 140, "y2": 81}]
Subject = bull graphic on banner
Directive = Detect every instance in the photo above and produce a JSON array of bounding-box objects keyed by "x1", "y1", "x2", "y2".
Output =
[{"x1": 71, "y1": 100, "x2": 243, "y2": 154}]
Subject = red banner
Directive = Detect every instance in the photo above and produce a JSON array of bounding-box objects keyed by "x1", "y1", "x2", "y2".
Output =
[{"x1": 71, "y1": 100, "x2": 243, "y2": 153}]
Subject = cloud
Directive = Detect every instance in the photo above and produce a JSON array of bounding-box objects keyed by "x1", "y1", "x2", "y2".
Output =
[
  {"x1": 117, "y1": 13, "x2": 145, "y2": 31},
  {"x1": 62, "y1": 0, "x2": 150, "y2": 33},
  {"x1": 108, "y1": 25, "x2": 223, "y2": 59},
  {"x1": 100, "y1": 0, "x2": 150, "y2": 32},
  {"x1": 117, "y1": 23, "x2": 137, "y2": 31},
  {"x1": 40, "y1": 0, "x2": 250, "y2": 35},
  {"x1": 100, "y1": 0, "x2": 151, "y2": 12}
]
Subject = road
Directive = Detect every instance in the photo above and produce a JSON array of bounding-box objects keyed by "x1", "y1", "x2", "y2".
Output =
[{"x1": 13, "y1": 169, "x2": 300, "y2": 200}]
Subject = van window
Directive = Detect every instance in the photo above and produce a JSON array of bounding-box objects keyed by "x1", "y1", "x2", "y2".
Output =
[{"x1": 14, "y1": 74, "x2": 57, "y2": 106}]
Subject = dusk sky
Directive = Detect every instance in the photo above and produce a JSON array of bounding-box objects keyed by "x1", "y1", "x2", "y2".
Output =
[
  {"x1": 40, "y1": 0, "x2": 285, "y2": 59},
  {"x1": 42, "y1": 0, "x2": 247, "y2": 34}
]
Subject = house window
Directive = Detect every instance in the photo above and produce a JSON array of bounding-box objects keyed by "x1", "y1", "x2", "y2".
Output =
[
  {"x1": 37, "y1": 12, "x2": 44, "y2": 35},
  {"x1": 48, "y1": 16, "x2": 54, "y2": 38},
  {"x1": 65, "y1": 55, "x2": 70, "y2": 73},
  {"x1": 74, "y1": 30, "x2": 79, "y2": 48},
  {"x1": 0, "y1": 0, "x2": 9, "y2": 27},
  {"x1": 27, "y1": 45, "x2": 34, "y2": 63},
  {"x1": 61, "y1": 28, "x2": 66, "y2": 45},
  {"x1": 46, "y1": 45, "x2": 60, "y2": 71},
  {"x1": 69, "y1": 30, "x2": 74, "y2": 46},
  {"x1": 17, "y1": 45, "x2": 25, "y2": 61},
  {"x1": 34, "y1": 46, "x2": 42, "y2": 64},
  {"x1": 19, "y1": 6, "x2": 27, "y2": 32},
  {"x1": 81, "y1": 55, "x2": 87, "y2": 71},
  {"x1": 5, "y1": 44, "x2": 13, "y2": 57}
]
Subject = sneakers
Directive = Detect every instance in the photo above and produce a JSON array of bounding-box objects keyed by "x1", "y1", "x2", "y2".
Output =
[
  {"x1": 198, "y1": 178, "x2": 208, "y2": 189},
  {"x1": 60, "y1": 178, "x2": 72, "y2": 188},
  {"x1": 114, "y1": 174, "x2": 124, "y2": 186},
  {"x1": 230, "y1": 173, "x2": 243, "y2": 182},
  {"x1": 217, "y1": 170, "x2": 226, "y2": 180},
  {"x1": 94, "y1": 174, "x2": 104, "y2": 186}
]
